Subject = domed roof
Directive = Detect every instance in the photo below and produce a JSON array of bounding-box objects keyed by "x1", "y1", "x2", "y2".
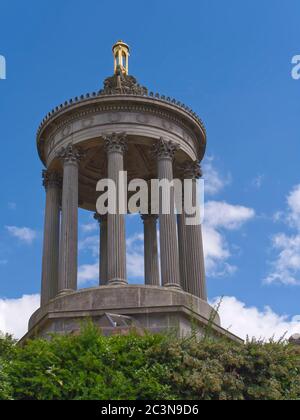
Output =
[{"x1": 112, "y1": 40, "x2": 130, "y2": 52}]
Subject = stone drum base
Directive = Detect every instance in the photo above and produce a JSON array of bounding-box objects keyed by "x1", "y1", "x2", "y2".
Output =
[{"x1": 20, "y1": 286, "x2": 243, "y2": 344}]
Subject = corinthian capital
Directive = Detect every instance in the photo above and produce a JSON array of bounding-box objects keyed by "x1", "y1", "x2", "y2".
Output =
[
  {"x1": 42, "y1": 170, "x2": 62, "y2": 190},
  {"x1": 57, "y1": 144, "x2": 85, "y2": 164},
  {"x1": 104, "y1": 132, "x2": 128, "y2": 154},
  {"x1": 94, "y1": 213, "x2": 107, "y2": 224},
  {"x1": 182, "y1": 161, "x2": 202, "y2": 179},
  {"x1": 153, "y1": 138, "x2": 179, "y2": 160},
  {"x1": 141, "y1": 213, "x2": 158, "y2": 223}
]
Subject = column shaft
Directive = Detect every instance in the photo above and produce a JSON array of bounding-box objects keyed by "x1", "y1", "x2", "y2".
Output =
[
  {"x1": 41, "y1": 171, "x2": 61, "y2": 306},
  {"x1": 105, "y1": 133, "x2": 127, "y2": 285},
  {"x1": 95, "y1": 214, "x2": 108, "y2": 286},
  {"x1": 58, "y1": 145, "x2": 83, "y2": 294},
  {"x1": 100, "y1": 218, "x2": 108, "y2": 285},
  {"x1": 186, "y1": 222, "x2": 207, "y2": 300},
  {"x1": 177, "y1": 212, "x2": 189, "y2": 291},
  {"x1": 184, "y1": 162, "x2": 207, "y2": 301},
  {"x1": 142, "y1": 215, "x2": 160, "y2": 286},
  {"x1": 154, "y1": 139, "x2": 181, "y2": 288}
]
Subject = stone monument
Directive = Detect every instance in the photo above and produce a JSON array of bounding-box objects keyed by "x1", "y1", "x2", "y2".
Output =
[
  {"x1": 289, "y1": 334, "x2": 300, "y2": 345},
  {"x1": 21, "y1": 41, "x2": 242, "y2": 343}
]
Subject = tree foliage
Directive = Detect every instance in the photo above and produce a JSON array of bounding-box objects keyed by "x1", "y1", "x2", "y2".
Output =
[{"x1": 0, "y1": 325, "x2": 299, "y2": 400}]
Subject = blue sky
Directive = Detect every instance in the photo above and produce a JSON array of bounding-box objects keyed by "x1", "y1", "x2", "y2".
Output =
[{"x1": 0, "y1": 0, "x2": 300, "y2": 338}]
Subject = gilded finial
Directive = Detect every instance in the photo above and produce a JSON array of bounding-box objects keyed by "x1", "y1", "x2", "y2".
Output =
[{"x1": 112, "y1": 40, "x2": 130, "y2": 75}]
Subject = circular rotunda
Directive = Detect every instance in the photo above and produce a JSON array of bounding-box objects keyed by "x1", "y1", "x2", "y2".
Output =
[{"x1": 23, "y1": 42, "x2": 241, "y2": 342}]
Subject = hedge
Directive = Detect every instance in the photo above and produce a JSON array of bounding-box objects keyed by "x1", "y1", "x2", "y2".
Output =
[{"x1": 0, "y1": 325, "x2": 299, "y2": 400}]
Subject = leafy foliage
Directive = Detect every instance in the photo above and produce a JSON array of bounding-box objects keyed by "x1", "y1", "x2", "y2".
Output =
[
  {"x1": 0, "y1": 325, "x2": 299, "y2": 400},
  {"x1": 0, "y1": 333, "x2": 16, "y2": 400}
]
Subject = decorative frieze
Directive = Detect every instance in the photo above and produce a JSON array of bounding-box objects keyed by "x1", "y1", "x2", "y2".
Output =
[{"x1": 40, "y1": 104, "x2": 200, "y2": 167}]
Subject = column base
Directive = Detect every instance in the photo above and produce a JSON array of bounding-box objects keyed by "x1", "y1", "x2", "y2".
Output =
[
  {"x1": 145, "y1": 281, "x2": 161, "y2": 287},
  {"x1": 108, "y1": 278, "x2": 128, "y2": 286},
  {"x1": 164, "y1": 283, "x2": 182, "y2": 290},
  {"x1": 57, "y1": 289, "x2": 75, "y2": 297}
]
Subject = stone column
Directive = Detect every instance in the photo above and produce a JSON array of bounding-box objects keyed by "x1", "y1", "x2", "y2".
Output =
[
  {"x1": 105, "y1": 133, "x2": 127, "y2": 285},
  {"x1": 57, "y1": 144, "x2": 84, "y2": 295},
  {"x1": 184, "y1": 161, "x2": 207, "y2": 301},
  {"x1": 177, "y1": 212, "x2": 189, "y2": 292},
  {"x1": 153, "y1": 138, "x2": 181, "y2": 289},
  {"x1": 40, "y1": 170, "x2": 62, "y2": 306},
  {"x1": 94, "y1": 214, "x2": 108, "y2": 286},
  {"x1": 141, "y1": 214, "x2": 160, "y2": 286}
]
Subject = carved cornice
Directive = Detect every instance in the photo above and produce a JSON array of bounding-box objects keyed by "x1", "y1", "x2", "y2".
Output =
[
  {"x1": 152, "y1": 138, "x2": 179, "y2": 160},
  {"x1": 42, "y1": 170, "x2": 62, "y2": 190},
  {"x1": 104, "y1": 132, "x2": 128, "y2": 154},
  {"x1": 36, "y1": 89, "x2": 206, "y2": 141},
  {"x1": 57, "y1": 144, "x2": 85, "y2": 164}
]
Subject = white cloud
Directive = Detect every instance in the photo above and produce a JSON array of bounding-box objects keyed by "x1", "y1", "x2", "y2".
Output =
[
  {"x1": 265, "y1": 233, "x2": 300, "y2": 285},
  {"x1": 199, "y1": 157, "x2": 255, "y2": 277},
  {"x1": 79, "y1": 235, "x2": 99, "y2": 258},
  {"x1": 126, "y1": 233, "x2": 144, "y2": 248},
  {"x1": 200, "y1": 159, "x2": 255, "y2": 277},
  {"x1": 204, "y1": 201, "x2": 255, "y2": 230},
  {"x1": 213, "y1": 296, "x2": 300, "y2": 341},
  {"x1": 126, "y1": 233, "x2": 144, "y2": 279},
  {"x1": 78, "y1": 218, "x2": 100, "y2": 285},
  {"x1": 203, "y1": 157, "x2": 231, "y2": 196},
  {"x1": 203, "y1": 201, "x2": 255, "y2": 277},
  {"x1": 127, "y1": 252, "x2": 144, "y2": 279},
  {"x1": 78, "y1": 263, "x2": 98, "y2": 286},
  {"x1": 0, "y1": 294, "x2": 40, "y2": 339},
  {"x1": 265, "y1": 184, "x2": 300, "y2": 285},
  {"x1": 80, "y1": 222, "x2": 98, "y2": 233},
  {"x1": 5, "y1": 226, "x2": 37, "y2": 245}
]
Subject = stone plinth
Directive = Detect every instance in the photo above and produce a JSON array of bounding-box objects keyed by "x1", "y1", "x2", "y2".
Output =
[
  {"x1": 289, "y1": 334, "x2": 300, "y2": 345},
  {"x1": 20, "y1": 286, "x2": 242, "y2": 344}
]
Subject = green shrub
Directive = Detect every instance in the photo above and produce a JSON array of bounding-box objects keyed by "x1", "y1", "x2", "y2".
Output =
[
  {"x1": 0, "y1": 325, "x2": 299, "y2": 400},
  {"x1": 0, "y1": 360, "x2": 13, "y2": 400},
  {"x1": 0, "y1": 333, "x2": 15, "y2": 400},
  {"x1": 147, "y1": 336, "x2": 300, "y2": 400}
]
